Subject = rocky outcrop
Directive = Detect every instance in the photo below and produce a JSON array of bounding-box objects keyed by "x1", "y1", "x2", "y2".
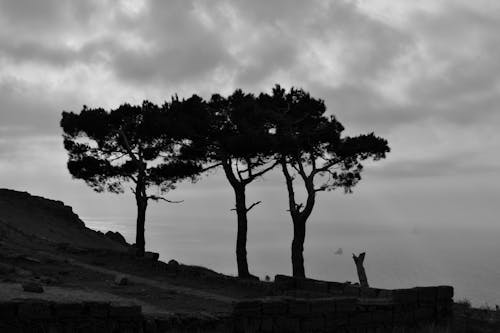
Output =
[
  {"x1": 0, "y1": 188, "x2": 126, "y2": 251},
  {"x1": 105, "y1": 231, "x2": 128, "y2": 246}
]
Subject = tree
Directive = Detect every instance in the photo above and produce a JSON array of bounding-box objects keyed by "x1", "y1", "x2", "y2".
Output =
[
  {"x1": 175, "y1": 90, "x2": 278, "y2": 279},
  {"x1": 268, "y1": 86, "x2": 390, "y2": 278},
  {"x1": 60, "y1": 101, "x2": 200, "y2": 256}
]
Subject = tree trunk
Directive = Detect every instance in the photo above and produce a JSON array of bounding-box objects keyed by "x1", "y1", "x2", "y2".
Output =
[
  {"x1": 291, "y1": 217, "x2": 306, "y2": 278},
  {"x1": 234, "y1": 185, "x2": 251, "y2": 278},
  {"x1": 135, "y1": 181, "x2": 148, "y2": 257},
  {"x1": 353, "y1": 252, "x2": 369, "y2": 287}
]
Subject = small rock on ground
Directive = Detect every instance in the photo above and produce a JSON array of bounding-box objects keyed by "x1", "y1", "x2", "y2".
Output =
[{"x1": 114, "y1": 274, "x2": 129, "y2": 286}]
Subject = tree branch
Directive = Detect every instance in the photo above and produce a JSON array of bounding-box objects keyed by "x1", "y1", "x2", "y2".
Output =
[
  {"x1": 200, "y1": 163, "x2": 222, "y2": 172},
  {"x1": 147, "y1": 195, "x2": 183, "y2": 204},
  {"x1": 246, "y1": 200, "x2": 261, "y2": 212},
  {"x1": 244, "y1": 159, "x2": 279, "y2": 185},
  {"x1": 235, "y1": 160, "x2": 245, "y2": 182}
]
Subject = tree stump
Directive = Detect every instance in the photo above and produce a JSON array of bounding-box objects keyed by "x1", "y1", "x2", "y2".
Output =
[{"x1": 352, "y1": 252, "x2": 369, "y2": 288}]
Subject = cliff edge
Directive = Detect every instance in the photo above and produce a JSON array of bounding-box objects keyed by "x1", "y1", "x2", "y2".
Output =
[{"x1": 0, "y1": 188, "x2": 126, "y2": 251}]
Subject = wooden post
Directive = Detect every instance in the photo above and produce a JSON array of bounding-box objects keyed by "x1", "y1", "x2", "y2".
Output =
[{"x1": 353, "y1": 252, "x2": 369, "y2": 288}]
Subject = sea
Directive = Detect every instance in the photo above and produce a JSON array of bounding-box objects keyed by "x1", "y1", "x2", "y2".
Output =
[{"x1": 84, "y1": 214, "x2": 500, "y2": 308}]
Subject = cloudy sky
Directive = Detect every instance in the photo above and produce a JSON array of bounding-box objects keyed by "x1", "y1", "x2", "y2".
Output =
[{"x1": 1, "y1": 0, "x2": 499, "y2": 292}]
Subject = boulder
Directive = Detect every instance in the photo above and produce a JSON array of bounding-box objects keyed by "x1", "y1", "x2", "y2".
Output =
[
  {"x1": 167, "y1": 259, "x2": 179, "y2": 269},
  {"x1": 105, "y1": 231, "x2": 128, "y2": 246}
]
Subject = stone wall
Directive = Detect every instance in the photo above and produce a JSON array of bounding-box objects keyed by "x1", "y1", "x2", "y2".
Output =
[
  {"x1": 0, "y1": 276, "x2": 454, "y2": 333},
  {"x1": 229, "y1": 275, "x2": 454, "y2": 332},
  {"x1": 232, "y1": 292, "x2": 453, "y2": 332},
  {"x1": 0, "y1": 300, "x2": 144, "y2": 332}
]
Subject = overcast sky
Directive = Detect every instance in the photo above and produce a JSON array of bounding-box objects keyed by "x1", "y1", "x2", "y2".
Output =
[{"x1": 1, "y1": 0, "x2": 500, "y2": 277}]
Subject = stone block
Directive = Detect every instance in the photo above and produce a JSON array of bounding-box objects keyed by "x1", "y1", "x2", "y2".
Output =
[
  {"x1": 372, "y1": 310, "x2": 393, "y2": 324},
  {"x1": 261, "y1": 317, "x2": 273, "y2": 332},
  {"x1": 235, "y1": 316, "x2": 261, "y2": 333},
  {"x1": 377, "y1": 289, "x2": 393, "y2": 299},
  {"x1": 310, "y1": 299, "x2": 336, "y2": 314},
  {"x1": 360, "y1": 287, "x2": 378, "y2": 298},
  {"x1": 288, "y1": 299, "x2": 310, "y2": 316},
  {"x1": 393, "y1": 288, "x2": 418, "y2": 304},
  {"x1": 155, "y1": 317, "x2": 175, "y2": 331},
  {"x1": 349, "y1": 311, "x2": 372, "y2": 325},
  {"x1": 143, "y1": 318, "x2": 158, "y2": 333},
  {"x1": 109, "y1": 304, "x2": 142, "y2": 318},
  {"x1": 262, "y1": 300, "x2": 287, "y2": 315},
  {"x1": 0, "y1": 302, "x2": 18, "y2": 319},
  {"x1": 18, "y1": 301, "x2": 52, "y2": 319},
  {"x1": 414, "y1": 307, "x2": 435, "y2": 322},
  {"x1": 274, "y1": 275, "x2": 295, "y2": 290},
  {"x1": 274, "y1": 315, "x2": 301, "y2": 333},
  {"x1": 393, "y1": 309, "x2": 415, "y2": 325},
  {"x1": 117, "y1": 320, "x2": 143, "y2": 333},
  {"x1": 416, "y1": 287, "x2": 437, "y2": 305},
  {"x1": 335, "y1": 298, "x2": 358, "y2": 312},
  {"x1": 53, "y1": 303, "x2": 84, "y2": 317},
  {"x1": 327, "y1": 281, "x2": 345, "y2": 294},
  {"x1": 343, "y1": 284, "x2": 360, "y2": 297},
  {"x1": 301, "y1": 315, "x2": 325, "y2": 332},
  {"x1": 85, "y1": 301, "x2": 110, "y2": 318},
  {"x1": 233, "y1": 300, "x2": 262, "y2": 316},
  {"x1": 303, "y1": 279, "x2": 329, "y2": 294},
  {"x1": 437, "y1": 286, "x2": 454, "y2": 300},
  {"x1": 325, "y1": 313, "x2": 349, "y2": 329}
]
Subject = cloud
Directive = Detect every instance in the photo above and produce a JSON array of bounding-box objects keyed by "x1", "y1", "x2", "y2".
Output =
[{"x1": 0, "y1": 0, "x2": 498, "y2": 183}]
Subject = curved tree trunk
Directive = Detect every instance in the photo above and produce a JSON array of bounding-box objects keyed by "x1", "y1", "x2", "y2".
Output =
[
  {"x1": 234, "y1": 185, "x2": 251, "y2": 278},
  {"x1": 291, "y1": 218, "x2": 306, "y2": 278}
]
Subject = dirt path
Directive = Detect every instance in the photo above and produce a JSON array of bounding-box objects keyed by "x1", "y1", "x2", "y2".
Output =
[
  {"x1": 0, "y1": 282, "x2": 171, "y2": 315},
  {"x1": 39, "y1": 251, "x2": 237, "y2": 304}
]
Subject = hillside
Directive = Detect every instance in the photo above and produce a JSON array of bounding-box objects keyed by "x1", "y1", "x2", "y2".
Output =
[{"x1": 0, "y1": 188, "x2": 126, "y2": 251}]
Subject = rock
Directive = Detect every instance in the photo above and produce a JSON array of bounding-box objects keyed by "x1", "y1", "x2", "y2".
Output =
[
  {"x1": 144, "y1": 251, "x2": 160, "y2": 262},
  {"x1": 38, "y1": 275, "x2": 60, "y2": 285},
  {"x1": 127, "y1": 244, "x2": 137, "y2": 256},
  {"x1": 167, "y1": 259, "x2": 179, "y2": 270},
  {"x1": 114, "y1": 274, "x2": 129, "y2": 286},
  {"x1": 105, "y1": 231, "x2": 128, "y2": 246},
  {"x1": 22, "y1": 282, "x2": 44, "y2": 293},
  {"x1": 15, "y1": 267, "x2": 33, "y2": 277}
]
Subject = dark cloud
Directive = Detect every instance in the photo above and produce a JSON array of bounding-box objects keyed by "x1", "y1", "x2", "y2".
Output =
[{"x1": 0, "y1": 0, "x2": 498, "y2": 182}]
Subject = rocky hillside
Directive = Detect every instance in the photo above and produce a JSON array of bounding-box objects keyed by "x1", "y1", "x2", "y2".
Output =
[{"x1": 0, "y1": 188, "x2": 126, "y2": 251}]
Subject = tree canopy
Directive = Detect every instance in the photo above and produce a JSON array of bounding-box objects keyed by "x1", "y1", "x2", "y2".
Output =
[
  {"x1": 172, "y1": 90, "x2": 278, "y2": 278},
  {"x1": 267, "y1": 85, "x2": 390, "y2": 277},
  {"x1": 61, "y1": 101, "x2": 200, "y2": 256}
]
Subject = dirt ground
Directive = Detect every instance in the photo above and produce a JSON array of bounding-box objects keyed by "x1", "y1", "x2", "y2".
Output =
[{"x1": 0, "y1": 235, "x2": 273, "y2": 316}]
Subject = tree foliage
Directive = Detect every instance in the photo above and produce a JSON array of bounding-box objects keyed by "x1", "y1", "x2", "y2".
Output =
[
  {"x1": 172, "y1": 90, "x2": 278, "y2": 278},
  {"x1": 61, "y1": 101, "x2": 200, "y2": 256},
  {"x1": 267, "y1": 85, "x2": 390, "y2": 277}
]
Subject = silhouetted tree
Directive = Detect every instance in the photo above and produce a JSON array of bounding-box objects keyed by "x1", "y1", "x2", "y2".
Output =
[
  {"x1": 60, "y1": 101, "x2": 200, "y2": 257},
  {"x1": 268, "y1": 86, "x2": 390, "y2": 278},
  {"x1": 175, "y1": 90, "x2": 277, "y2": 279}
]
